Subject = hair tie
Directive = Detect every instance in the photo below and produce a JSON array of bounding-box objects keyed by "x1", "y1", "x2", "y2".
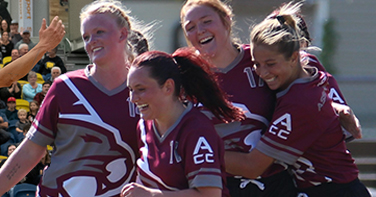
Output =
[{"x1": 276, "y1": 15, "x2": 286, "y2": 25}]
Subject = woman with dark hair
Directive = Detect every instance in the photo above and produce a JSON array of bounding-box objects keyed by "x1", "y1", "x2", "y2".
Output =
[{"x1": 122, "y1": 48, "x2": 243, "y2": 197}]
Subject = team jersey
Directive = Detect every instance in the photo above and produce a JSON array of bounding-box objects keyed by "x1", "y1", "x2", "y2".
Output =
[
  {"x1": 136, "y1": 103, "x2": 230, "y2": 197},
  {"x1": 256, "y1": 68, "x2": 358, "y2": 189},
  {"x1": 27, "y1": 65, "x2": 139, "y2": 197},
  {"x1": 301, "y1": 51, "x2": 354, "y2": 140},
  {"x1": 200, "y1": 44, "x2": 286, "y2": 179},
  {"x1": 301, "y1": 51, "x2": 347, "y2": 105}
]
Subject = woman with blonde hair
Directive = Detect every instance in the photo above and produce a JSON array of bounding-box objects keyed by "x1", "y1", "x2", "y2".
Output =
[
  {"x1": 226, "y1": 2, "x2": 370, "y2": 196},
  {"x1": 0, "y1": 0, "x2": 150, "y2": 196}
]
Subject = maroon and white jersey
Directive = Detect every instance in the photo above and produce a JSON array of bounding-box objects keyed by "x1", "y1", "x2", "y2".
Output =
[
  {"x1": 201, "y1": 44, "x2": 285, "y2": 177},
  {"x1": 136, "y1": 103, "x2": 229, "y2": 197},
  {"x1": 301, "y1": 51, "x2": 354, "y2": 140},
  {"x1": 256, "y1": 68, "x2": 358, "y2": 189},
  {"x1": 209, "y1": 44, "x2": 275, "y2": 153},
  {"x1": 301, "y1": 51, "x2": 347, "y2": 105},
  {"x1": 27, "y1": 66, "x2": 139, "y2": 197}
]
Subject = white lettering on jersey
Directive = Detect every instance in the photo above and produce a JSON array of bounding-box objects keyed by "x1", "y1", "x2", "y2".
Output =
[
  {"x1": 318, "y1": 90, "x2": 327, "y2": 111},
  {"x1": 269, "y1": 113, "x2": 291, "y2": 140},
  {"x1": 169, "y1": 141, "x2": 182, "y2": 164},
  {"x1": 328, "y1": 88, "x2": 345, "y2": 104},
  {"x1": 244, "y1": 67, "x2": 264, "y2": 88},
  {"x1": 127, "y1": 97, "x2": 139, "y2": 117},
  {"x1": 193, "y1": 137, "x2": 214, "y2": 164}
]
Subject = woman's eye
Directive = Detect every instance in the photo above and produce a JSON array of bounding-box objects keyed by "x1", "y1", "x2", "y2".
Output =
[
  {"x1": 186, "y1": 25, "x2": 195, "y2": 32},
  {"x1": 203, "y1": 20, "x2": 212, "y2": 24}
]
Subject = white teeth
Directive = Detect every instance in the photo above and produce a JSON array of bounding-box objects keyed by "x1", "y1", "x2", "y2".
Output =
[
  {"x1": 199, "y1": 37, "x2": 213, "y2": 44},
  {"x1": 264, "y1": 77, "x2": 276, "y2": 82},
  {"x1": 137, "y1": 104, "x2": 148, "y2": 109},
  {"x1": 93, "y1": 47, "x2": 102, "y2": 52}
]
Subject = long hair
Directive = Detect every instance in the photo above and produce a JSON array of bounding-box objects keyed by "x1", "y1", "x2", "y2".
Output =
[
  {"x1": 131, "y1": 48, "x2": 244, "y2": 122},
  {"x1": 251, "y1": 1, "x2": 302, "y2": 60}
]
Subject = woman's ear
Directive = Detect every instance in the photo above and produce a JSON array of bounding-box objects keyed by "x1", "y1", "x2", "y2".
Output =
[
  {"x1": 120, "y1": 27, "x2": 128, "y2": 42},
  {"x1": 163, "y1": 78, "x2": 175, "y2": 96},
  {"x1": 291, "y1": 51, "x2": 300, "y2": 65}
]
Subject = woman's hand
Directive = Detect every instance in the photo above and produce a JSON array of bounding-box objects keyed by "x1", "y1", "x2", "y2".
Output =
[
  {"x1": 332, "y1": 102, "x2": 362, "y2": 139},
  {"x1": 121, "y1": 183, "x2": 161, "y2": 197}
]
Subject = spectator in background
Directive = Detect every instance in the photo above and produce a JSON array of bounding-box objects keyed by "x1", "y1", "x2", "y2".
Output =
[
  {"x1": 33, "y1": 81, "x2": 51, "y2": 105},
  {"x1": 18, "y1": 43, "x2": 28, "y2": 57},
  {"x1": 22, "y1": 71, "x2": 42, "y2": 102},
  {"x1": 47, "y1": 66, "x2": 62, "y2": 82},
  {"x1": 9, "y1": 20, "x2": 22, "y2": 46},
  {"x1": 4, "y1": 97, "x2": 18, "y2": 121},
  {"x1": 0, "y1": 31, "x2": 13, "y2": 61},
  {"x1": 38, "y1": 46, "x2": 66, "y2": 81},
  {"x1": 18, "y1": 122, "x2": 30, "y2": 142},
  {"x1": 0, "y1": 81, "x2": 21, "y2": 104},
  {"x1": 0, "y1": 110, "x2": 10, "y2": 145},
  {"x1": 0, "y1": 19, "x2": 9, "y2": 35},
  {"x1": 15, "y1": 109, "x2": 29, "y2": 137},
  {"x1": 3, "y1": 49, "x2": 20, "y2": 67},
  {"x1": 18, "y1": 44, "x2": 41, "y2": 80},
  {"x1": 0, "y1": 144, "x2": 16, "y2": 167},
  {"x1": 27, "y1": 100, "x2": 38, "y2": 122},
  {"x1": 15, "y1": 30, "x2": 36, "y2": 50},
  {"x1": 0, "y1": 0, "x2": 12, "y2": 25}
]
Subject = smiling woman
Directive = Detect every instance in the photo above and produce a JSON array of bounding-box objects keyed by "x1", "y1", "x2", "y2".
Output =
[
  {"x1": 0, "y1": 0, "x2": 151, "y2": 196},
  {"x1": 122, "y1": 48, "x2": 243, "y2": 197}
]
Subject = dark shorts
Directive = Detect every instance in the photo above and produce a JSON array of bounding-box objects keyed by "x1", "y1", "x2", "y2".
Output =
[
  {"x1": 297, "y1": 178, "x2": 371, "y2": 197},
  {"x1": 227, "y1": 170, "x2": 297, "y2": 197}
]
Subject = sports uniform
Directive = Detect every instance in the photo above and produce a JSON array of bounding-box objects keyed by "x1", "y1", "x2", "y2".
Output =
[
  {"x1": 302, "y1": 51, "x2": 354, "y2": 141},
  {"x1": 136, "y1": 103, "x2": 230, "y2": 197},
  {"x1": 256, "y1": 68, "x2": 370, "y2": 196},
  {"x1": 203, "y1": 44, "x2": 296, "y2": 197},
  {"x1": 27, "y1": 66, "x2": 139, "y2": 197}
]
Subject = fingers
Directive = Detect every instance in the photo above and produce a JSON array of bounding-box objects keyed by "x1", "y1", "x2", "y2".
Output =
[{"x1": 40, "y1": 18, "x2": 47, "y2": 32}]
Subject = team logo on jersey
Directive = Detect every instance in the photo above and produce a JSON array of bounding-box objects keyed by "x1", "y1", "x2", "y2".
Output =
[
  {"x1": 268, "y1": 113, "x2": 291, "y2": 140},
  {"x1": 328, "y1": 88, "x2": 345, "y2": 104},
  {"x1": 193, "y1": 137, "x2": 214, "y2": 164}
]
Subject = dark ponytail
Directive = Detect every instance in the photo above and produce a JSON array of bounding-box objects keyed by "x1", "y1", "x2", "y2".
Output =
[{"x1": 131, "y1": 48, "x2": 244, "y2": 123}]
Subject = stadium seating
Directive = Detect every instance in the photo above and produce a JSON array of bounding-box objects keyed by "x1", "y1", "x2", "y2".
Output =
[
  {"x1": 8, "y1": 183, "x2": 37, "y2": 197},
  {"x1": 2, "y1": 56, "x2": 12, "y2": 65},
  {"x1": 15, "y1": 99, "x2": 30, "y2": 112},
  {"x1": 36, "y1": 73, "x2": 44, "y2": 84}
]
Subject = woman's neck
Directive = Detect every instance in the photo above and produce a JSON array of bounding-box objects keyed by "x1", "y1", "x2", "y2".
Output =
[
  {"x1": 208, "y1": 43, "x2": 239, "y2": 69},
  {"x1": 154, "y1": 100, "x2": 186, "y2": 137},
  {"x1": 90, "y1": 62, "x2": 129, "y2": 91}
]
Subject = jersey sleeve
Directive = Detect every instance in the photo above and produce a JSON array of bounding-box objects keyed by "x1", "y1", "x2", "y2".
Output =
[
  {"x1": 26, "y1": 78, "x2": 62, "y2": 146},
  {"x1": 256, "y1": 96, "x2": 328, "y2": 165},
  {"x1": 180, "y1": 118, "x2": 225, "y2": 189}
]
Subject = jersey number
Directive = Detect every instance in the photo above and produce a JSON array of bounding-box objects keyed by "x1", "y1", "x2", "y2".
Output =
[{"x1": 244, "y1": 67, "x2": 264, "y2": 88}]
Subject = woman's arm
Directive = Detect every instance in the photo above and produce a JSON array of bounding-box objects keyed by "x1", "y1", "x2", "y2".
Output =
[
  {"x1": 0, "y1": 139, "x2": 46, "y2": 195},
  {"x1": 225, "y1": 149, "x2": 275, "y2": 179},
  {"x1": 121, "y1": 183, "x2": 221, "y2": 197},
  {"x1": 332, "y1": 102, "x2": 362, "y2": 139},
  {"x1": 0, "y1": 16, "x2": 65, "y2": 87}
]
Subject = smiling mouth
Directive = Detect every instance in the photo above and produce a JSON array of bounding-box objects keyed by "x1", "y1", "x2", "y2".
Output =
[
  {"x1": 264, "y1": 77, "x2": 276, "y2": 83},
  {"x1": 93, "y1": 47, "x2": 103, "y2": 52},
  {"x1": 137, "y1": 104, "x2": 149, "y2": 111},
  {"x1": 199, "y1": 36, "x2": 213, "y2": 45}
]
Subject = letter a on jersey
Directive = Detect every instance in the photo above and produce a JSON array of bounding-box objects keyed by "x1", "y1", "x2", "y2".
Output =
[
  {"x1": 193, "y1": 137, "x2": 214, "y2": 164},
  {"x1": 193, "y1": 137, "x2": 214, "y2": 154}
]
